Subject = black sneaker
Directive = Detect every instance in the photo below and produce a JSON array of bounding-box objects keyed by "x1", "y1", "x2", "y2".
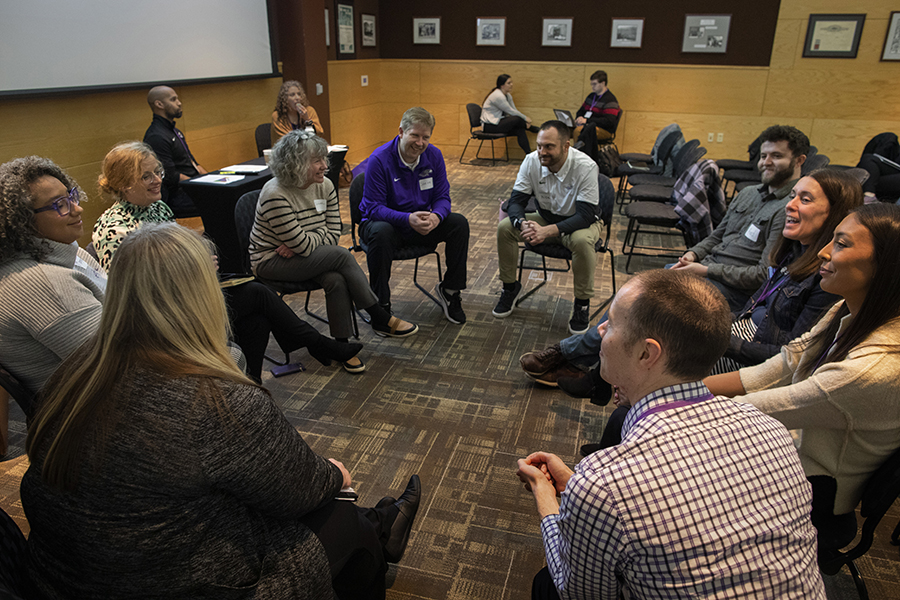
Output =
[
  {"x1": 435, "y1": 283, "x2": 466, "y2": 324},
  {"x1": 492, "y1": 282, "x2": 522, "y2": 318},
  {"x1": 569, "y1": 303, "x2": 590, "y2": 334}
]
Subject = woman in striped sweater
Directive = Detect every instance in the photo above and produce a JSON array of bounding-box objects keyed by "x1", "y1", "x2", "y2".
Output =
[{"x1": 249, "y1": 131, "x2": 418, "y2": 372}]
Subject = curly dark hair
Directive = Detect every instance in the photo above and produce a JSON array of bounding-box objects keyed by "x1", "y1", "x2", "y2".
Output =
[
  {"x1": 0, "y1": 156, "x2": 85, "y2": 262},
  {"x1": 274, "y1": 80, "x2": 309, "y2": 121}
]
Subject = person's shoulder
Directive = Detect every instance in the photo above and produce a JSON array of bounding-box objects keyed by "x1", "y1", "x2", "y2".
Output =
[
  {"x1": 424, "y1": 143, "x2": 445, "y2": 163},
  {"x1": 570, "y1": 148, "x2": 600, "y2": 173}
]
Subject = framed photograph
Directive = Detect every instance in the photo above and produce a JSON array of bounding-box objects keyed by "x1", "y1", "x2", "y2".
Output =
[
  {"x1": 542, "y1": 18, "x2": 573, "y2": 47},
  {"x1": 477, "y1": 17, "x2": 506, "y2": 46},
  {"x1": 337, "y1": 3, "x2": 355, "y2": 54},
  {"x1": 361, "y1": 13, "x2": 376, "y2": 47},
  {"x1": 682, "y1": 15, "x2": 731, "y2": 53},
  {"x1": 803, "y1": 14, "x2": 865, "y2": 58},
  {"x1": 413, "y1": 17, "x2": 441, "y2": 44},
  {"x1": 611, "y1": 18, "x2": 643, "y2": 48},
  {"x1": 325, "y1": 8, "x2": 330, "y2": 47},
  {"x1": 881, "y1": 12, "x2": 900, "y2": 61}
]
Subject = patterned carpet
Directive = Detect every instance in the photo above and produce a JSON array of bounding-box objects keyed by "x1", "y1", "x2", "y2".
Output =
[{"x1": 2, "y1": 153, "x2": 899, "y2": 599}]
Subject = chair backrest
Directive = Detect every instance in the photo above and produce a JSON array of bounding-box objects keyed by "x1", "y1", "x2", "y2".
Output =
[
  {"x1": 671, "y1": 139, "x2": 703, "y2": 178},
  {"x1": 746, "y1": 133, "x2": 764, "y2": 164},
  {"x1": 845, "y1": 167, "x2": 871, "y2": 186},
  {"x1": 0, "y1": 364, "x2": 35, "y2": 419},
  {"x1": 465, "y1": 104, "x2": 483, "y2": 130},
  {"x1": 234, "y1": 190, "x2": 261, "y2": 273},
  {"x1": 349, "y1": 173, "x2": 366, "y2": 250},
  {"x1": 801, "y1": 153, "x2": 830, "y2": 175},
  {"x1": 0, "y1": 506, "x2": 28, "y2": 600},
  {"x1": 255, "y1": 123, "x2": 272, "y2": 157},
  {"x1": 653, "y1": 130, "x2": 683, "y2": 169}
]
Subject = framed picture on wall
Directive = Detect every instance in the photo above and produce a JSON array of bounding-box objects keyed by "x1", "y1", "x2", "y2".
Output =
[
  {"x1": 881, "y1": 12, "x2": 900, "y2": 61},
  {"x1": 682, "y1": 15, "x2": 731, "y2": 53},
  {"x1": 361, "y1": 14, "x2": 376, "y2": 47},
  {"x1": 542, "y1": 18, "x2": 573, "y2": 47},
  {"x1": 413, "y1": 17, "x2": 441, "y2": 44},
  {"x1": 476, "y1": 18, "x2": 506, "y2": 46},
  {"x1": 337, "y1": 3, "x2": 355, "y2": 55},
  {"x1": 803, "y1": 14, "x2": 865, "y2": 58},
  {"x1": 610, "y1": 18, "x2": 643, "y2": 48}
]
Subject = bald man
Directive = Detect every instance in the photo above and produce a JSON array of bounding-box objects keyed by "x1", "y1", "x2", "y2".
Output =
[{"x1": 142, "y1": 86, "x2": 207, "y2": 217}]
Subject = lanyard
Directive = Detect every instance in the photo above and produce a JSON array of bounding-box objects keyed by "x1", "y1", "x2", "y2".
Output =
[
  {"x1": 174, "y1": 129, "x2": 192, "y2": 159},
  {"x1": 812, "y1": 336, "x2": 841, "y2": 372},
  {"x1": 631, "y1": 393, "x2": 715, "y2": 429},
  {"x1": 739, "y1": 258, "x2": 791, "y2": 319}
]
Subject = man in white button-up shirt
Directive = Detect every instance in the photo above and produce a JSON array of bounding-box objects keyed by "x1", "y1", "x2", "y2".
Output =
[{"x1": 494, "y1": 120, "x2": 602, "y2": 335}]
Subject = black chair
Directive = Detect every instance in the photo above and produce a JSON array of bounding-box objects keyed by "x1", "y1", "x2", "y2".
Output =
[
  {"x1": 0, "y1": 364, "x2": 35, "y2": 419},
  {"x1": 715, "y1": 133, "x2": 764, "y2": 171},
  {"x1": 0, "y1": 507, "x2": 30, "y2": 600},
  {"x1": 615, "y1": 129, "x2": 682, "y2": 205},
  {"x1": 625, "y1": 141, "x2": 707, "y2": 204},
  {"x1": 622, "y1": 159, "x2": 725, "y2": 273},
  {"x1": 348, "y1": 174, "x2": 443, "y2": 308},
  {"x1": 255, "y1": 123, "x2": 272, "y2": 157},
  {"x1": 819, "y1": 446, "x2": 900, "y2": 600},
  {"x1": 233, "y1": 191, "x2": 358, "y2": 345},
  {"x1": 514, "y1": 175, "x2": 617, "y2": 319},
  {"x1": 460, "y1": 104, "x2": 515, "y2": 165}
]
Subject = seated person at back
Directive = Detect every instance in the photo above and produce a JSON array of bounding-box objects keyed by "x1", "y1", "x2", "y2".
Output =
[
  {"x1": 271, "y1": 80, "x2": 324, "y2": 145},
  {"x1": 572, "y1": 70, "x2": 621, "y2": 162}
]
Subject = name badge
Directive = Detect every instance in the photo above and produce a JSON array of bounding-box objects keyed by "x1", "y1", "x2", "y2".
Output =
[
  {"x1": 419, "y1": 177, "x2": 434, "y2": 191},
  {"x1": 745, "y1": 223, "x2": 761, "y2": 242},
  {"x1": 314, "y1": 198, "x2": 327, "y2": 213},
  {"x1": 584, "y1": 111, "x2": 593, "y2": 118}
]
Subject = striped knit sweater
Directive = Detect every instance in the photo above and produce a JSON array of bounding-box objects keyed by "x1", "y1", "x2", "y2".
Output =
[
  {"x1": 0, "y1": 240, "x2": 105, "y2": 395},
  {"x1": 249, "y1": 177, "x2": 341, "y2": 270}
]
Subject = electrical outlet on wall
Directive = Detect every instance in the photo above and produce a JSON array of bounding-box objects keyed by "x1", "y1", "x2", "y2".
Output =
[
  {"x1": 717, "y1": 133, "x2": 724, "y2": 143},
  {"x1": 316, "y1": 83, "x2": 323, "y2": 95},
  {"x1": 707, "y1": 133, "x2": 714, "y2": 142},
  {"x1": 361, "y1": 75, "x2": 368, "y2": 86}
]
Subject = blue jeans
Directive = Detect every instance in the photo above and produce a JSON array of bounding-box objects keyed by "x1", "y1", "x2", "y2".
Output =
[{"x1": 559, "y1": 311, "x2": 608, "y2": 369}]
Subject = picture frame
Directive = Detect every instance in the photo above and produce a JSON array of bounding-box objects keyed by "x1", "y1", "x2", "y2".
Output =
[
  {"x1": 610, "y1": 18, "x2": 643, "y2": 48},
  {"x1": 476, "y1": 17, "x2": 506, "y2": 47},
  {"x1": 682, "y1": 15, "x2": 731, "y2": 53},
  {"x1": 881, "y1": 12, "x2": 900, "y2": 61},
  {"x1": 361, "y1": 13, "x2": 376, "y2": 47},
  {"x1": 413, "y1": 17, "x2": 441, "y2": 45},
  {"x1": 542, "y1": 18, "x2": 573, "y2": 47},
  {"x1": 336, "y1": 3, "x2": 355, "y2": 55},
  {"x1": 803, "y1": 14, "x2": 865, "y2": 58}
]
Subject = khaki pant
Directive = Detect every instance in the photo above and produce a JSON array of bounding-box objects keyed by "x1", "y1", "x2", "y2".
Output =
[{"x1": 497, "y1": 213, "x2": 602, "y2": 300}]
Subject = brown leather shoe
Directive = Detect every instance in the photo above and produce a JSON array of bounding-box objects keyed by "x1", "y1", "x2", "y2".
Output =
[
  {"x1": 528, "y1": 363, "x2": 585, "y2": 387},
  {"x1": 519, "y1": 343, "x2": 566, "y2": 376}
]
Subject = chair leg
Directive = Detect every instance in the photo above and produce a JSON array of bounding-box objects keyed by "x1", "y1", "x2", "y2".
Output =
[
  {"x1": 460, "y1": 138, "x2": 473, "y2": 164},
  {"x1": 624, "y1": 221, "x2": 641, "y2": 274},
  {"x1": 302, "y1": 291, "x2": 329, "y2": 326},
  {"x1": 516, "y1": 254, "x2": 549, "y2": 307},
  {"x1": 847, "y1": 561, "x2": 869, "y2": 600},
  {"x1": 413, "y1": 253, "x2": 444, "y2": 307}
]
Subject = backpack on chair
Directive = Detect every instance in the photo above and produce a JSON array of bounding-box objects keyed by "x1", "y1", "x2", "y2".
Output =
[{"x1": 595, "y1": 143, "x2": 621, "y2": 178}]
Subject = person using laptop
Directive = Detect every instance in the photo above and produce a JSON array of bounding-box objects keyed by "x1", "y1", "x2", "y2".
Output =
[{"x1": 572, "y1": 70, "x2": 621, "y2": 162}]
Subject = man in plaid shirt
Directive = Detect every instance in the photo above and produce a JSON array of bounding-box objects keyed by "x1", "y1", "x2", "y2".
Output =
[{"x1": 517, "y1": 270, "x2": 824, "y2": 599}]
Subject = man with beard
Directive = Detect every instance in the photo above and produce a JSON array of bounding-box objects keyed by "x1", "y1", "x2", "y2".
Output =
[
  {"x1": 143, "y1": 86, "x2": 207, "y2": 217},
  {"x1": 671, "y1": 124, "x2": 809, "y2": 310},
  {"x1": 494, "y1": 120, "x2": 604, "y2": 335}
]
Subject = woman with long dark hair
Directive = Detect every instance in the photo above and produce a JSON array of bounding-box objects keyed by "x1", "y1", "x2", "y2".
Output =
[
  {"x1": 481, "y1": 74, "x2": 539, "y2": 155},
  {"x1": 706, "y1": 202, "x2": 900, "y2": 536},
  {"x1": 22, "y1": 223, "x2": 421, "y2": 599}
]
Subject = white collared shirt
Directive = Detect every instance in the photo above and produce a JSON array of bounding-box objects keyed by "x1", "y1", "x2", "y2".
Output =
[{"x1": 512, "y1": 147, "x2": 598, "y2": 216}]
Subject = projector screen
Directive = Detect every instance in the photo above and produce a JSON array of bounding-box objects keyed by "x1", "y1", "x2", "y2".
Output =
[{"x1": 0, "y1": 0, "x2": 276, "y2": 96}]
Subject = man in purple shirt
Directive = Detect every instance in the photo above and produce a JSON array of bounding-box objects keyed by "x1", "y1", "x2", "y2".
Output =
[
  {"x1": 359, "y1": 107, "x2": 469, "y2": 324},
  {"x1": 516, "y1": 269, "x2": 824, "y2": 600}
]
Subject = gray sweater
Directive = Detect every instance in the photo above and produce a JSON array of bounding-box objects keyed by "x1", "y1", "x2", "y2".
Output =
[
  {"x1": 21, "y1": 368, "x2": 342, "y2": 599},
  {"x1": 0, "y1": 240, "x2": 104, "y2": 395}
]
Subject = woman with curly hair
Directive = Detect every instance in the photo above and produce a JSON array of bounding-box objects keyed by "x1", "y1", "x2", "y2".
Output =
[
  {"x1": 250, "y1": 131, "x2": 418, "y2": 372},
  {"x1": 271, "y1": 80, "x2": 324, "y2": 145}
]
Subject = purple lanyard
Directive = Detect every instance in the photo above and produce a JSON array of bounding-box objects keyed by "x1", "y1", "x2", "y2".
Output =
[
  {"x1": 740, "y1": 258, "x2": 790, "y2": 318},
  {"x1": 812, "y1": 336, "x2": 841, "y2": 372},
  {"x1": 588, "y1": 95, "x2": 598, "y2": 111},
  {"x1": 174, "y1": 129, "x2": 192, "y2": 158},
  {"x1": 631, "y1": 393, "x2": 715, "y2": 429}
]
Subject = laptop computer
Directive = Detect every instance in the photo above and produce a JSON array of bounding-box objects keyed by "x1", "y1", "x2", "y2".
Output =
[{"x1": 553, "y1": 109, "x2": 575, "y2": 128}]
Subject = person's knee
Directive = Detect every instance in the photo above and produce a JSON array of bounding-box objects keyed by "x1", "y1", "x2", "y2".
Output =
[{"x1": 318, "y1": 271, "x2": 349, "y2": 295}]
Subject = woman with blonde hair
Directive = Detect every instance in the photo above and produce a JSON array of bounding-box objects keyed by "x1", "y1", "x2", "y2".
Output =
[
  {"x1": 22, "y1": 223, "x2": 421, "y2": 599},
  {"x1": 93, "y1": 141, "x2": 172, "y2": 270},
  {"x1": 93, "y1": 142, "x2": 363, "y2": 380},
  {"x1": 271, "y1": 80, "x2": 324, "y2": 144},
  {"x1": 250, "y1": 131, "x2": 418, "y2": 372}
]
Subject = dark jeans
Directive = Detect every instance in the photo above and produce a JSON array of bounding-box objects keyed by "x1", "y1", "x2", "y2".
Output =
[
  {"x1": 857, "y1": 153, "x2": 900, "y2": 199},
  {"x1": 532, "y1": 567, "x2": 561, "y2": 600},
  {"x1": 359, "y1": 213, "x2": 469, "y2": 306},
  {"x1": 484, "y1": 116, "x2": 531, "y2": 154},
  {"x1": 223, "y1": 281, "x2": 325, "y2": 382},
  {"x1": 575, "y1": 123, "x2": 613, "y2": 162},
  {"x1": 300, "y1": 499, "x2": 394, "y2": 600}
]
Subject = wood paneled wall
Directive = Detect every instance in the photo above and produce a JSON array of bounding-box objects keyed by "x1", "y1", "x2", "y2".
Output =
[
  {"x1": 0, "y1": 78, "x2": 283, "y2": 245},
  {"x1": 328, "y1": 0, "x2": 900, "y2": 169}
]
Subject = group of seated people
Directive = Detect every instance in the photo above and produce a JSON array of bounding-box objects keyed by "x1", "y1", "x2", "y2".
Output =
[{"x1": 0, "y1": 72, "x2": 899, "y2": 598}]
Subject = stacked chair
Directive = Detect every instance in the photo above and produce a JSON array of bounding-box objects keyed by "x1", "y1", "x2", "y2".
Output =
[
  {"x1": 625, "y1": 139, "x2": 707, "y2": 201},
  {"x1": 621, "y1": 157, "x2": 725, "y2": 273},
  {"x1": 615, "y1": 124, "x2": 685, "y2": 208}
]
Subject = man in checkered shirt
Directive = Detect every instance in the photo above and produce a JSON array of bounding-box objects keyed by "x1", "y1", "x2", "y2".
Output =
[{"x1": 517, "y1": 269, "x2": 824, "y2": 599}]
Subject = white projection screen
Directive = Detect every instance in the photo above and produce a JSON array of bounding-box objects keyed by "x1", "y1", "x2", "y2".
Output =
[{"x1": 0, "y1": 0, "x2": 276, "y2": 96}]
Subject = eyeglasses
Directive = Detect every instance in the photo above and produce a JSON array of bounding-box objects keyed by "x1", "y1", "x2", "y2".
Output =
[
  {"x1": 140, "y1": 168, "x2": 165, "y2": 184},
  {"x1": 33, "y1": 187, "x2": 81, "y2": 217}
]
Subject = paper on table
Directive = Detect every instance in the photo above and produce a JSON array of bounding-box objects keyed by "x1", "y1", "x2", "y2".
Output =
[
  {"x1": 327, "y1": 145, "x2": 349, "y2": 152},
  {"x1": 218, "y1": 164, "x2": 268, "y2": 174},
  {"x1": 192, "y1": 174, "x2": 246, "y2": 184}
]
